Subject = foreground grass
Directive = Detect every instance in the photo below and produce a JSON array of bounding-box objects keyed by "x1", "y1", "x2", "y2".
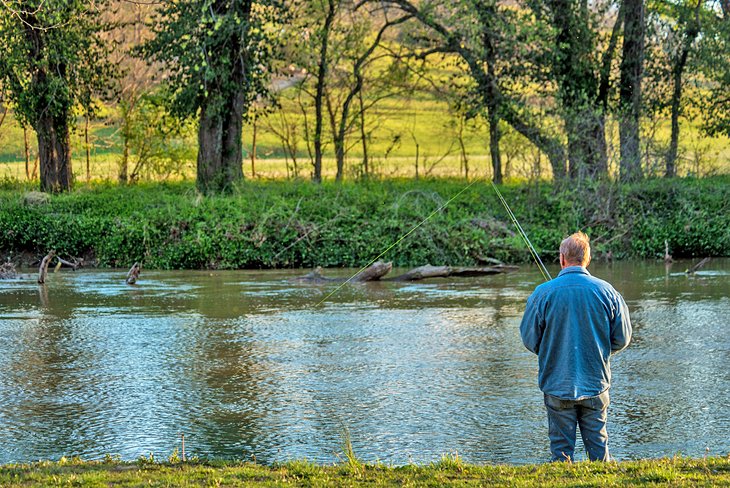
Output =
[{"x1": 1, "y1": 456, "x2": 729, "y2": 487}]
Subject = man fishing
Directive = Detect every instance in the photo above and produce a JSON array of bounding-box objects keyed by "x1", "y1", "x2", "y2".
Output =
[{"x1": 520, "y1": 231, "x2": 632, "y2": 462}]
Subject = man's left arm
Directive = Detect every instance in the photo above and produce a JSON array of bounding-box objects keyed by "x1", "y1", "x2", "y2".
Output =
[{"x1": 610, "y1": 292, "x2": 632, "y2": 353}]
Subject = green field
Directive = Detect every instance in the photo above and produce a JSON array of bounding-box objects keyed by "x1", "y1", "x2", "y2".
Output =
[
  {"x1": 1, "y1": 455, "x2": 728, "y2": 487},
  {"x1": 1, "y1": 92, "x2": 728, "y2": 182}
]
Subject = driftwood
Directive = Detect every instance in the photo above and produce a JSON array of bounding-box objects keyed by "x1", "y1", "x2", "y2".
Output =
[
  {"x1": 56, "y1": 256, "x2": 81, "y2": 270},
  {"x1": 686, "y1": 257, "x2": 710, "y2": 274},
  {"x1": 126, "y1": 262, "x2": 141, "y2": 285},
  {"x1": 38, "y1": 250, "x2": 56, "y2": 284},
  {"x1": 293, "y1": 261, "x2": 516, "y2": 283},
  {"x1": 664, "y1": 240, "x2": 673, "y2": 263},
  {"x1": 292, "y1": 261, "x2": 393, "y2": 283},
  {"x1": 386, "y1": 264, "x2": 518, "y2": 281},
  {"x1": 0, "y1": 262, "x2": 18, "y2": 279}
]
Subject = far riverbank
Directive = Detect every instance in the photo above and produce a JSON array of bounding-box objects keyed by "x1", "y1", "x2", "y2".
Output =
[{"x1": 1, "y1": 177, "x2": 728, "y2": 270}]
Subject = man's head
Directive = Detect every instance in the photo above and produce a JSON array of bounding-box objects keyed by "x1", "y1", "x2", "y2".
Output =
[{"x1": 559, "y1": 231, "x2": 591, "y2": 269}]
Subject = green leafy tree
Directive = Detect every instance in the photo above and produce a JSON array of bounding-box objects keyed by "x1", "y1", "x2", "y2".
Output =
[
  {"x1": 121, "y1": 90, "x2": 197, "y2": 182},
  {"x1": 644, "y1": 0, "x2": 723, "y2": 177},
  {"x1": 381, "y1": 0, "x2": 569, "y2": 180},
  {"x1": 0, "y1": 0, "x2": 114, "y2": 192},
  {"x1": 141, "y1": 0, "x2": 282, "y2": 193},
  {"x1": 696, "y1": 1, "x2": 730, "y2": 139}
]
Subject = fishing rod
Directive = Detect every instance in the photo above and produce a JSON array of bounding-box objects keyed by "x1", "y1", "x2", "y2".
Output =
[
  {"x1": 489, "y1": 181, "x2": 552, "y2": 282},
  {"x1": 315, "y1": 178, "x2": 550, "y2": 306}
]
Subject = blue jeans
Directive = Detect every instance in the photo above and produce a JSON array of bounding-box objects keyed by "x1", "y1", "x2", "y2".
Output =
[{"x1": 544, "y1": 390, "x2": 610, "y2": 462}]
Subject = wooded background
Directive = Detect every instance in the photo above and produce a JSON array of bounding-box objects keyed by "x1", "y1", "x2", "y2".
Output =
[{"x1": 1, "y1": 0, "x2": 728, "y2": 193}]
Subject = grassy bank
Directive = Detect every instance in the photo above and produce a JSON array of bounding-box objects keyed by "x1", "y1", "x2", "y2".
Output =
[
  {"x1": 1, "y1": 456, "x2": 729, "y2": 487},
  {"x1": 1, "y1": 177, "x2": 729, "y2": 269}
]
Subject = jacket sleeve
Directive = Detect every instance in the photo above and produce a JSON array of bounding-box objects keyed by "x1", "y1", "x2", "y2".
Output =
[
  {"x1": 520, "y1": 292, "x2": 545, "y2": 355},
  {"x1": 610, "y1": 292, "x2": 632, "y2": 353}
]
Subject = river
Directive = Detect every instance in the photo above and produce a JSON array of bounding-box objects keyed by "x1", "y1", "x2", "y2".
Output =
[{"x1": 0, "y1": 259, "x2": 728, "y2": 465}]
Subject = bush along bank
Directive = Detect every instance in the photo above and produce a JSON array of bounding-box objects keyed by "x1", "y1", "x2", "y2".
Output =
[{"x1": 0, "y1": 177, "x2": 728, "y2": 270}]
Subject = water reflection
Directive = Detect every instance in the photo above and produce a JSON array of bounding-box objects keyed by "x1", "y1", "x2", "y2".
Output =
[{"x1": 0, "y1": 260, "x2": 728, "y2": 464}]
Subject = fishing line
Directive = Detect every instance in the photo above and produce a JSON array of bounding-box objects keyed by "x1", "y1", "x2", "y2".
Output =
[
  {"x1": 489, "y1": 181, "x2": 552, "y2": 282},
  {"x1": 316, "y1": 178, "x2": 480, "y2": 306},
  {"x1": 316, "y1": 178, "x2": 551, "y2": 306}
]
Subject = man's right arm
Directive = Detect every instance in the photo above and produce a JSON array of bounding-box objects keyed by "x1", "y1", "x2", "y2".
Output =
[{"x1": 520, "y1": 292, "x2": 545, "y2": 354}]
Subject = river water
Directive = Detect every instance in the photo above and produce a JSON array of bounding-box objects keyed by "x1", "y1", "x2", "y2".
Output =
[{"x1": 0, "y1": 260, "x2": 728, "y2": 465}]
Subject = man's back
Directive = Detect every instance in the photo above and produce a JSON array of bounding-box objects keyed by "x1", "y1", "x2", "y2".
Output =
[{"x1": 520, "y1": 266, "x2": 631, "y2": 400}]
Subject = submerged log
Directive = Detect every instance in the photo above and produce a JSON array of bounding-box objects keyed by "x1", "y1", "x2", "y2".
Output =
[
  {"x1": 0, "y1": 262, "x2": 18, "y2": 279},
  {"x1": 386, "y1": 264, "x2": 518, "y2": 281},
  {"x1": 664, "y1": 240, "x2": 673, "y2": 263},
  {"x1": 292, "y1": 261, "x2": 393, "y2": 283},
  {"x1": 686, "y1": 257, "x2": 710, "y2": 274},
  {"x1": 354, "y1": 261, "x2": 392, "y2": 281},
  {"x1": 56, "y1": 256, "x2": 81, "y2": 270},
  {"x1": 126, "y1": 262, "x2": 141, "y2": 285},
  {"x1": 293, "y1": 261, "x2": 516, "y2": 283},
  {"x1": 38, "y1": 250, "x2": 56, "y2": 284}
]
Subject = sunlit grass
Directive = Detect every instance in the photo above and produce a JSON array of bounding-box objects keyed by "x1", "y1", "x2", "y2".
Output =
[
  {"x1": 1, "y1": 93, "x2": 727, "y2": 184},
  {"x1": 0, "y1": 455, "x2": 728, "y2": 486}
]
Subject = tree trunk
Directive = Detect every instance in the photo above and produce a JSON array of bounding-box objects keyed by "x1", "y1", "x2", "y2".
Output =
[
  {"x1": 197, "y1": 101, "x2": 225, "y2": 194},
  {"x1": 21, "y1": 10, "x2": 72, "y2": 193},
  {"x1": 488, "y1": 112, "x2": 501, "y2": 183},
  {"x1": 118, "y1": 100, "x2": 132, "y2": 183},
  {"x1": 565, "y1": 109, "x2": 608, "y2": 179},
  {"x1": 548, "y1": 0, "x2": 606, "y2": 179},
  {"x1": 619, "y1": 0, "x2": 644, "y2": 182},
  {"x1": 501, "y1": 105, "x2": 567, "y2": 179},
  {"x1": 24, "y1": 127, "x2": 31, "y2": 180},
  {"x1": 334, "y1": 128, "x2": 345, "y2": 181},
  {"x1": 120, "y1": 137, "x2": 129, "y2": 183},
  {"x1": 598, "y1": 3, "x2": 625, "y2": 111},
  {"x1": 221, "y1": 88, "x2": 245, "y2": 185},
  {"x1": 196, "y1": 0, "x2": 250, "y2": 193},
  {"x1": 36, "y1": 110, "x2": 72, "y2": 193},
  {"x1": 665, "y1": 65, "x2": 684, "y2": 178},
  {"x1": 85, "y1": 115, "x2": 91, "y2": 181},
  {"x1": 251, "y1": 116, "x2": 257, "y2": 177},
  {"x1": 358, "y1": 90, "x2": 369, "y2": 177},
  {"x1": 479, "y1": 4, "x2": 503, "y2": 184},
  {"x1": 313, "y1": 0, "x2": 336, "y2": 183},
  {"x1": 198, "y1": 88, "x2": 245, "y2": 194},
  {"x1": 665, "y1": 2, "x2": 701, "y2": 178}
]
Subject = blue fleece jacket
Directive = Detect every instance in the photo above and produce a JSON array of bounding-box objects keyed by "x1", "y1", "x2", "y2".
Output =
[{"x1": 519, "y1": 266, "x2": 632, "y2": 400}]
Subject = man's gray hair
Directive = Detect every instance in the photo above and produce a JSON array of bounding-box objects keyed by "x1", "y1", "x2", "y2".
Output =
[{"x1": 560, "y1": 231, "x2": 591, "y2": 266}]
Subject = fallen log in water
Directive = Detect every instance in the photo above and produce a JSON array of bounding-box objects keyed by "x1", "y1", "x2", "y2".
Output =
[
  {"x1": 686, "y1": 257, "x2": 710, "y2": 274},
  {"x1": 0, "y1": 262, "x2": 18, "y2": 279},
  {"x1": 291, "y1": 261, "x2": 393, "y2": 283},
  {"x1": 56, "y1": 256, "x2": 81, "y2": 270},
  {"x1": 293, "y1": 261, "x2": 516, "y2": 283},
  {"x1": 38, "y1": 250, "x2": 56, "y2": 284},
  {"x1": 385, "y1": 264, "x2": 519, "y2": 281},
  {"x1": 126, "y1": 262, "x2": 141, "y2": 285}
]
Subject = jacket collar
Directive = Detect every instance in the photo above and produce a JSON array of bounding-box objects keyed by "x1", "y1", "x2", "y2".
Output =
[{"x1": 558, "y1": 266, "x2": 590, "y2": 277}]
